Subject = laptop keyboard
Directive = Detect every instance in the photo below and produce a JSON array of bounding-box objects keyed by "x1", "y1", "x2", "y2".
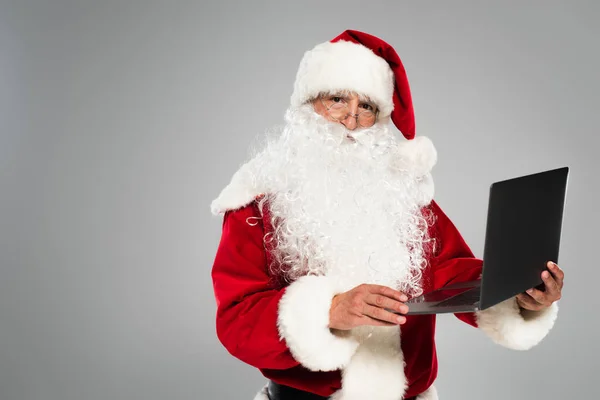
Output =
[{"x1": 434, "y1": 287, "x2": 480, "y2": 308}]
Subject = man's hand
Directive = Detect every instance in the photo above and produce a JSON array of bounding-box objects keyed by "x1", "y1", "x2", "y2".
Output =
[
  {"x1": 516, "y1": 261, "x2": 564, "y2": 312},
  {"x1": 328, "y1": 284, "x2": 409, "y2": 330}
]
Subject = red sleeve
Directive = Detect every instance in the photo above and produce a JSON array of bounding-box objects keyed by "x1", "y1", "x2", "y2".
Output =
[
  {"x1": 427, "y1": 200, "x2": 482, "y2": 327},
  {"x1": 211, "y1": 202, "x2": 301, "y2": 370}
]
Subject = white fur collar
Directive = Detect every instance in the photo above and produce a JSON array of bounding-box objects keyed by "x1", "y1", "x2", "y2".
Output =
[{"x1": 211, "y1": 136, "x2": 437, "y2": 216}]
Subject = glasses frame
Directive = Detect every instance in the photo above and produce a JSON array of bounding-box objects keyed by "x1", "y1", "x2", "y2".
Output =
[{"x1": 319, "y1": 96, "x2": 379, "y2": 128}]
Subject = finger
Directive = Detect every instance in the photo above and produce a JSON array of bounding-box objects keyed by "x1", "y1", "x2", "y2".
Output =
[
  {"x1": 365, "y1": 293, "x2": 409, "y2": 314},
  {"x1": 547, "y1": 261, "x2": 565, "y2": 288},
  {"x1": 541, "y1": 270, "x2": 560, "y2": 296},
  {"x1": 362, "y1": 304, "x2": 406, "y2": 325},
  {"x1": 366, "y1": 284, "x2": 408, "y2": 302},
  {"x1": 516, "y1": 293, "x2": 545, "y2": 311},
  {"x1": 526, "y1": 287, "x2": 551, "y2": 306},
  {"x1": 360, "y1": 315, "x2": 403, "y2": 327}
]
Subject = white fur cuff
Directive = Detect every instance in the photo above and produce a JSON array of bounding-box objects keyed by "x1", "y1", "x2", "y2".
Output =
[
  {"x1": 277, "y1": 276, "x2": 360, "y2": 371},
  {"x1": 476, "y1": 297, "x2": 559, "y2": 350}
]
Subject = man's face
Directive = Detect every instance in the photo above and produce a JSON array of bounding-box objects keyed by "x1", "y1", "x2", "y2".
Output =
[{"x1": 312, "y1": 92, "x2": 378, "y2": 131}]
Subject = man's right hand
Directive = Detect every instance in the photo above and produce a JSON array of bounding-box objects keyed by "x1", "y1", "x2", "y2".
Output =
[{"x1": 328, "y1": 284, "x2": 409, "y2": 331}]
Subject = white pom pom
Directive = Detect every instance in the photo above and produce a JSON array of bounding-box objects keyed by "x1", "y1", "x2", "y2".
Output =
[{"x1": 391, "y1": 136, "x2": 437, "y2": 176}]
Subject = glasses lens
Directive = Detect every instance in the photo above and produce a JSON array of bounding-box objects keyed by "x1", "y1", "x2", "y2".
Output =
[
  {"x1": 357, "y1": 111, "x2": 376, "y2": 127},
  {"x1": 325, "y1": 100, "x2": 349, "y2": 120},
  {"x1": 322, "y1": 97, "x2": 378, "y2": 127}
]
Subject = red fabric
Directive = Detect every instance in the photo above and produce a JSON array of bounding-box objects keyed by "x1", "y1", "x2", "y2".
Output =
[
  {"x1": 211, "y1": 199, "x2": 483, "y2": 397},
  {"x1": 331, "y1": 30, "x2": 416, "y2": 140}
]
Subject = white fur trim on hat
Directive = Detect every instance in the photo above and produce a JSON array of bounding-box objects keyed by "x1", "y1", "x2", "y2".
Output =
[
  {"x1": 277, "y1": 275, "x2": 360, "y2": 371},
  {"x1": 476, "y1": 297, "x2": 559, "y2": 350},
  {"x1": 290, "y1": 40, "x2": 395, "y2": 117}
]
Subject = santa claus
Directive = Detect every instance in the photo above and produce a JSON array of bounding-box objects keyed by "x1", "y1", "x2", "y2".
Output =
[{"x1": 210, "y1": 30, "x2": 564, "y2": 400}]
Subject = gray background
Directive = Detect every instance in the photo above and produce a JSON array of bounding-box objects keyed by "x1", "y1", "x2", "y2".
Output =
[{"x1": 1, "y1": 1, "x2": 598, "y2": 399}]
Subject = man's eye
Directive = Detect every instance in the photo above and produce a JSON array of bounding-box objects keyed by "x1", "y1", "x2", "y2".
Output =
[
  {"x1": 361, "y1": 104, "x2": 374, "y2": 111},
  {"x1": 332, "y1": 96, "x2": 343, "y2": 102}
]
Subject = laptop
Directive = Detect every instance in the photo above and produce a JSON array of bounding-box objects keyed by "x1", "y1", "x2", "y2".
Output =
[{"x1": 398, "y1": 166, "x2": 569, "y2": 315}]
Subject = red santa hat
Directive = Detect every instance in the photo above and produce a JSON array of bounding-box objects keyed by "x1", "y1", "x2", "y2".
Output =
[{"x1": 290, "y1": 30, "x2": 416, "y2": 140}]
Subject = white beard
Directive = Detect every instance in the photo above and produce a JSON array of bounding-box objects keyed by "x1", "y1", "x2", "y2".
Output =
[{"x1": 248, "y1": 105, "x2": 435, "y2": 297}]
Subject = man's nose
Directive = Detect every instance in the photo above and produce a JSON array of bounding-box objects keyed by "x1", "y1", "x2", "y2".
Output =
[
  {"x1": 341, "y1": 102, "x2": 359, "y2": 130},
  {"x1": 341, "y1": 114, "x2": 358, "y2": 130}
]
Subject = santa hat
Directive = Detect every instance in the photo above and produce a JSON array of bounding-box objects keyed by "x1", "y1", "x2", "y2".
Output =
[{"x1": 290, "y1": 30, "x2": 416, "y2": 140}]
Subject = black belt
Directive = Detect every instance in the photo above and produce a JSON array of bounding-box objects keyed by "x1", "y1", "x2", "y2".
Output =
[
  {"x1": 266, "y1": 380, "x2": 419, "y2": 400},
  {"x1": 267, "y1": 381, "x2": 329, "y2": 400}
]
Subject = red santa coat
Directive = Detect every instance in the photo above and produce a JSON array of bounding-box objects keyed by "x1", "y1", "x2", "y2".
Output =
[
  {"x1": 211, "y1": 197, "x2": 559, "y2": 400},
  {"x1": 211, "y1": 137, "x2": 558, "y2": 399}
]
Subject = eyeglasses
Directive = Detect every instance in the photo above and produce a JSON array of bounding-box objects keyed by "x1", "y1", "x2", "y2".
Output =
[{"x1": 320, "y1": 96, "x2": 378, "y2": 128}]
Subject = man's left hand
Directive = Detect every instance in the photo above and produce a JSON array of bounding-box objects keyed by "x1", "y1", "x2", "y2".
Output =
[{"x1": 516, "y1": 261, "x2": 564, "y2": 311}]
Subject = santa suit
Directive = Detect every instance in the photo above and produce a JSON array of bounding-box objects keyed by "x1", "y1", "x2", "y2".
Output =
[
  {"x1": 210, "y1": 152, "x2": 559, "y2": 400},
  {"x1": 210, "y1": 29, "x2": 559, "y2": 400}
]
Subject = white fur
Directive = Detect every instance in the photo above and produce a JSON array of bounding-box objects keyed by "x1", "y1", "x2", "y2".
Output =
[
  {"x1": 330, "y1": 326, "x2": 407, "y2": 400},
  {"x1": 210, "y1": 158, "x2": 265, "y2": 215},
  {"x1": 476, "y1": 297, "x2": 559, "y2": 350},
  {"x1": 390, "y1": 136, "x2": 437, "y2": 207},
  {"x1": 290, "y1": 40, "x2": 395, "y2": 117},
  {"x1": 277, "y1": 275, "x2": 360, "y2": 371},
  {"x1": 392, "y1": 136, "x2": 438, "y2": 178}
]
